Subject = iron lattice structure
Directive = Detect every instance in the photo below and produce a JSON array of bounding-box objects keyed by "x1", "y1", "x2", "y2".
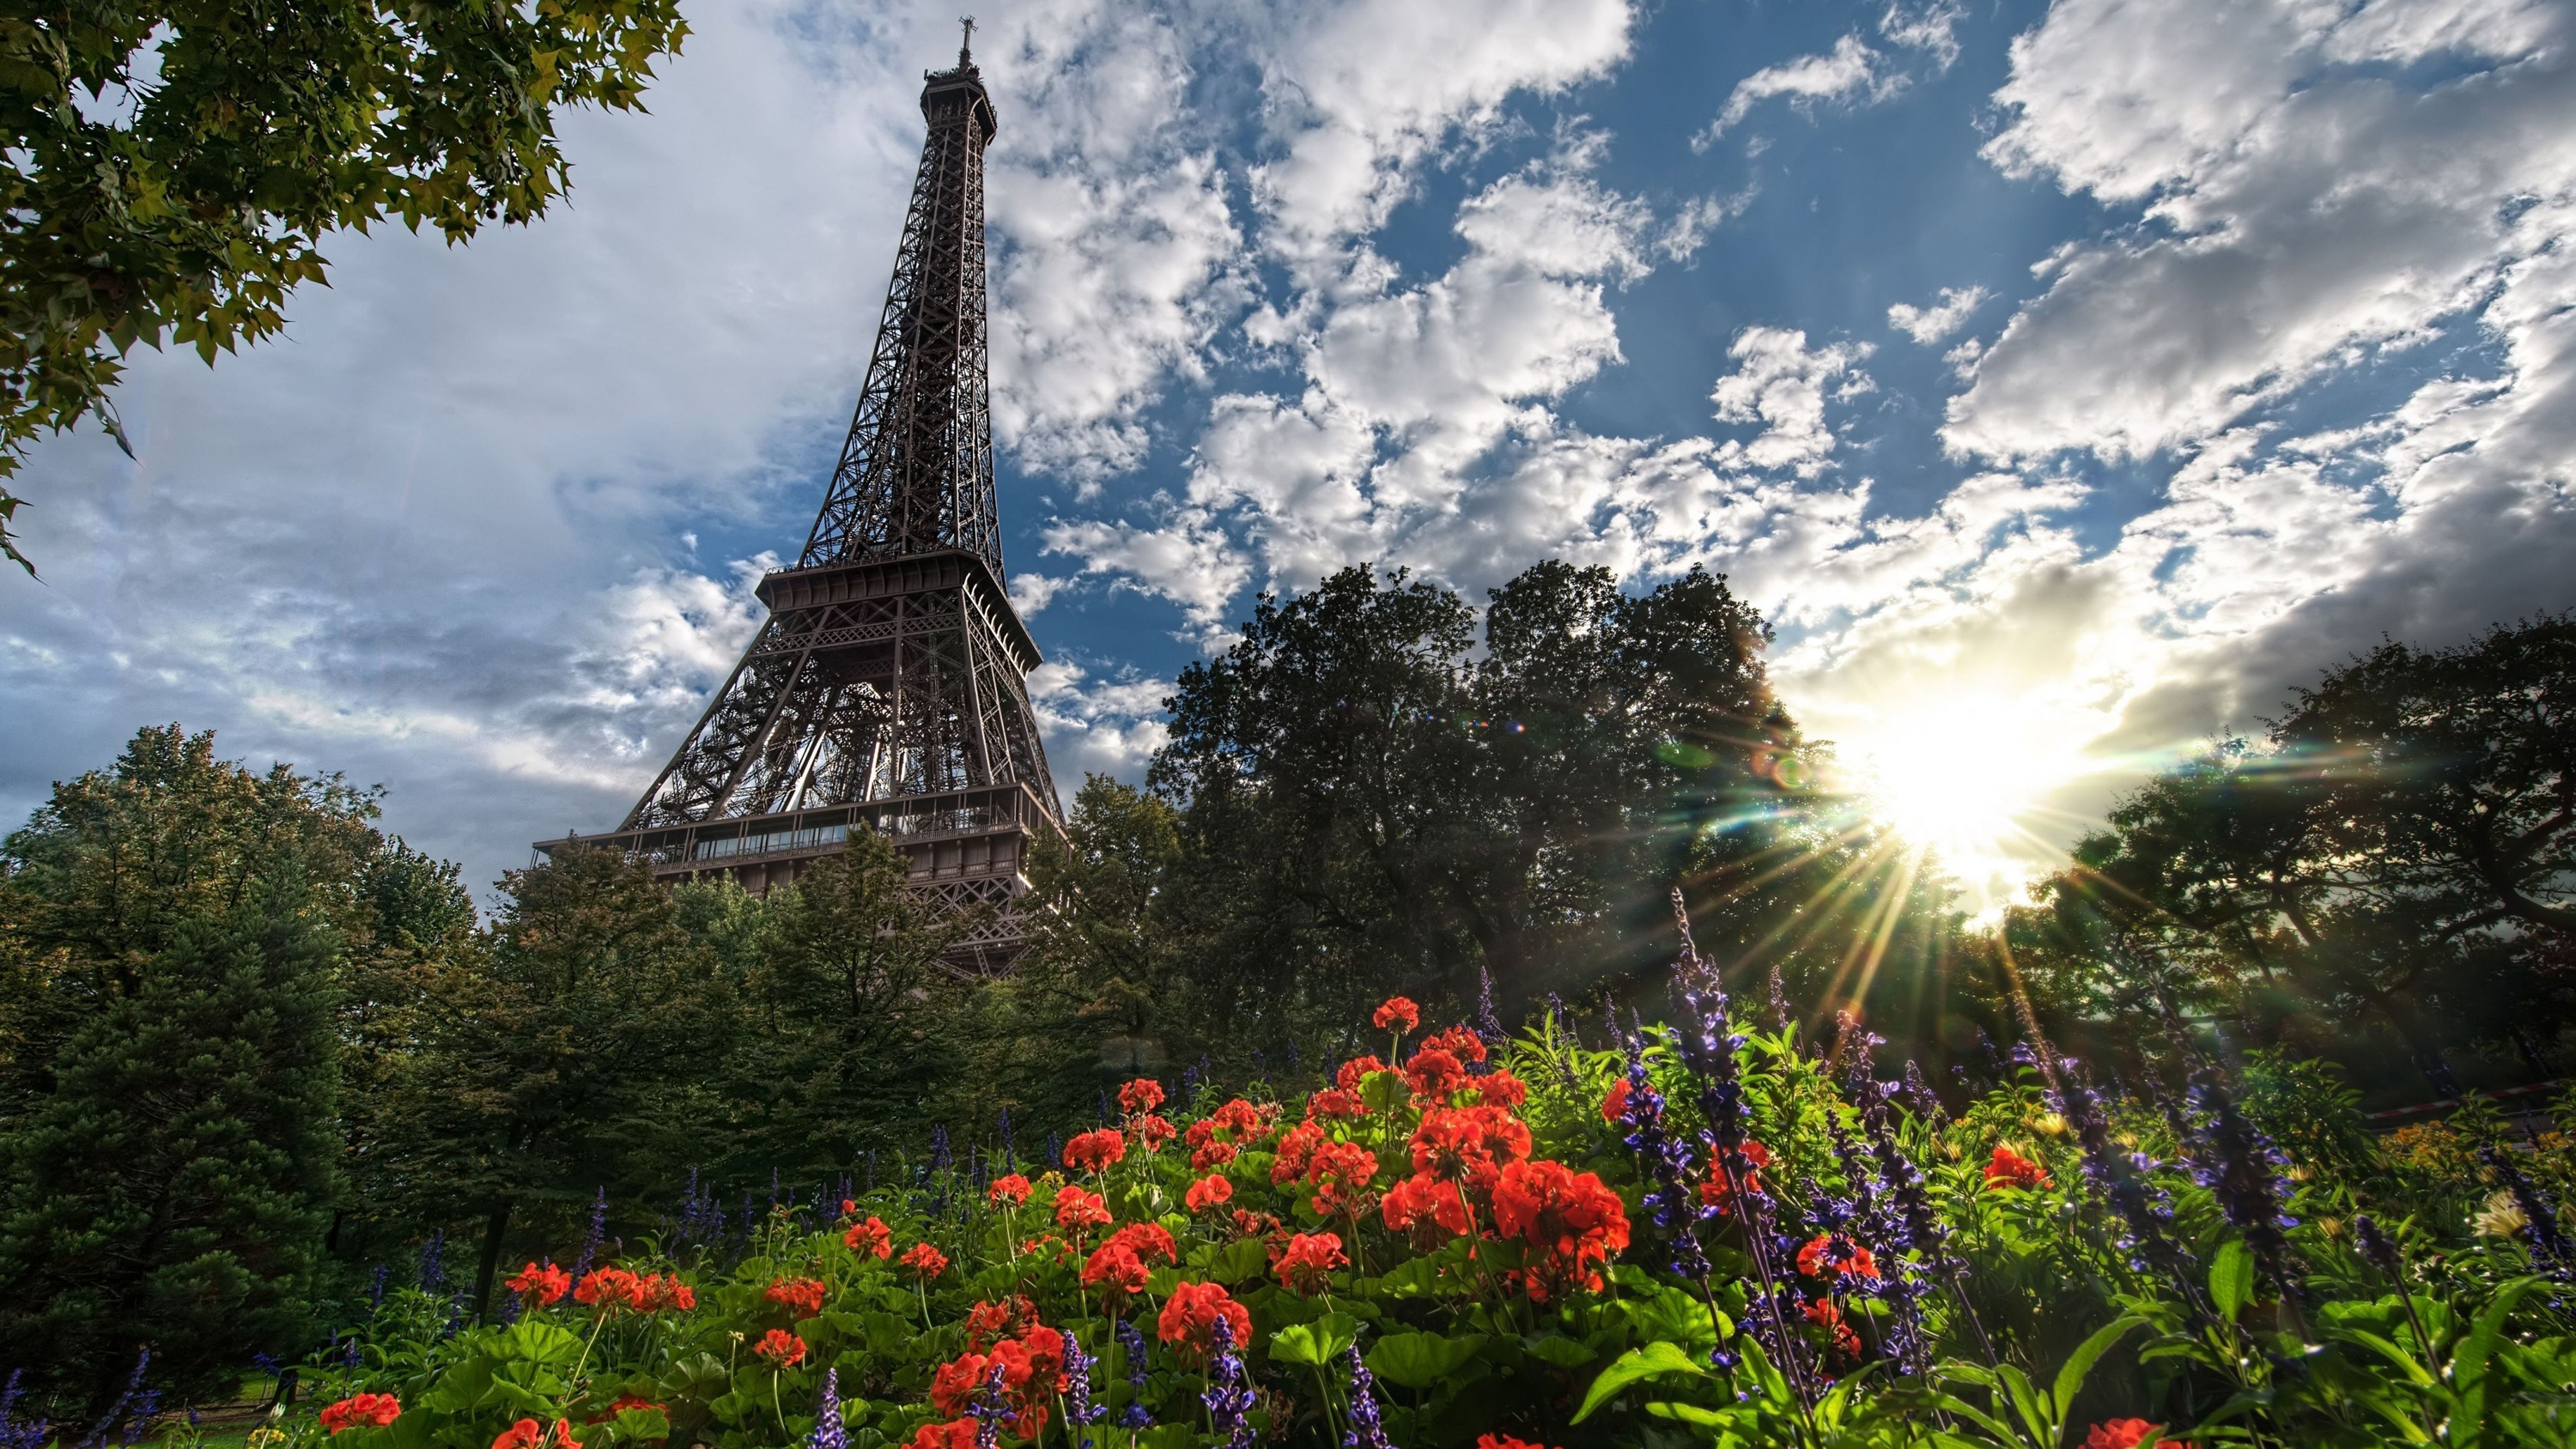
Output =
[{"x1": 537, "y1": 31, "x2": 1059, "y2": 970}]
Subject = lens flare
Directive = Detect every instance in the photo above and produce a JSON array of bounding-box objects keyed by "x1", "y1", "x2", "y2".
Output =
[{"x1": 1833, "y1": 694, "x2": 2095, "y2": 914}]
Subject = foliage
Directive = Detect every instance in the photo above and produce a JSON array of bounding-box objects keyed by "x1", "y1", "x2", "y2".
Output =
[
  {"x1": 2005, "y1": 614, "x2": 2576, "y2": 1091},
  {"x1": 279, "y1": 990, "x2": 2576, "y2": 1449},
  {"x1": 0, "y1": 726, "x2": 381, "y2": 1410},
  {"x1": 0, "y1": 1, "x2": 689, "y2": 573}
]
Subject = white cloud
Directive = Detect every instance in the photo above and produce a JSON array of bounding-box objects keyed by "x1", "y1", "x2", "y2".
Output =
[
  {"x1": 1886, "y1": 284, "x2": 1990, "y2": 344},
  {"x1": 1710, "y1": 327, "x2": 1875, "y2": 478},
  {"x1": 1880, "y1": 1, "x2": 1965, "y2": 70},
  {"x1": 1696, "y1": 34, "x2": 1898, "y2": 149},
  {"x1": 1026, "y1": 658, "x2": 1172, "y2": 784}
]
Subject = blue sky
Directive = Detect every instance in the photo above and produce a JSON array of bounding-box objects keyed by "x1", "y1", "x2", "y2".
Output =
[{"x1": 6, "y1": 0, "x2": 2573, "y2": 909}]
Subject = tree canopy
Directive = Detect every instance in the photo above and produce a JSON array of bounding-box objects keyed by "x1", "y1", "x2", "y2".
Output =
[{"x1": 0, "y1": 2, "x2": 689, "y2": 573}]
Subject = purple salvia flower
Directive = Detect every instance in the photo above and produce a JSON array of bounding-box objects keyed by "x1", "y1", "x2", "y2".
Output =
[
  {"x1": 416, "y1": 1228, "x2": 446, "y2": 1291},
  {"x1": 1061, "y1": 1330, "x2": 1103, "y2": 1449},
  {"x1": 1341, "y1": 1347, "x2": 1390, "y2": 1449},
  {"x1": 1116, "y1": 1318, "x2": 1154, "y2": 1428},
  {"x1": 968, "y1": 1366, "x2": 1007, "y2": 1449},
  {"x1": 2184, "y1": 1068, "x2": 2302, "y2": 1300},
  {"x1": 1201, "y1": 1313, "x2": 1256, "y2": 1449},
  {"x1": 2064, "y1": 1080, "x2": 2189, "y2": 1282},
  {"x1": 808, "y1": 1368, "x2": 847, "y2": 1449},
  {"x1": 571, "y1": 1189, "x2": 607, "y2": 1277},
  {"x1": 1476, "y1": 960, "x2": 1506, "y2": 1052},
  {"x1": 367, "y1": 1263, "x2": 388, "y2": 1313}
]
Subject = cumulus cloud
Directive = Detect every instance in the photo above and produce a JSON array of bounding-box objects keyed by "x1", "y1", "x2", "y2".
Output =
[
  {"x1": 1886, "y1": 285, "x2": 1989, "y2": 344},
  {"x1": 1696, "y1": 34, "x2": 1896, "y2": 147},
  {"x1": 1027, "y1": 658, "x2": 1173, "y2": 780},
  {"x1": 1710, "y1": 328, "x2": 1875, "y2": 478}
]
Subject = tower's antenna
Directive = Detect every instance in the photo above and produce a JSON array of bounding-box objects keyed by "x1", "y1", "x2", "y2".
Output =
[{"x1": 959, "y1": 15, "x2": 975, "y2": 66}]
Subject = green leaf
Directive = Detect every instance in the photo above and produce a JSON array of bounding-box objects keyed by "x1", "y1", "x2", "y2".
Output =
[
  {"x1": 1210, "y1": 1237, "x2": 1271, "y2": 1285},
  {"x1": 2050, "y1": 1316, "x2": 2143, "y2": 1420},
  {"x1": 1272, "y1": 1313, "x2": 1360, "y2": 1367},
  {"x1": 1523, "y1": 1336, "x2": 1598, "y2": 1370},
  {"x1": 1571, "y1": 1341, "x2": 1708, "y2": 1423},
  {"x1": 2208, "y1": 1239, "x2": 2254, "y2": 1321},
  {"x1": 1364, "y1": 1331, "x2": 1489, "y2": 1390}
]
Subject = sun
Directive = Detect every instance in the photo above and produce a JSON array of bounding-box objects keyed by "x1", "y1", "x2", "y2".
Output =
[{"x1": 1834, "y1": 692, "x2": 2092, "y2": 910}]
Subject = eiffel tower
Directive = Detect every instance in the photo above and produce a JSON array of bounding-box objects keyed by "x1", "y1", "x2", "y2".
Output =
[{"x1": 537, "y1": 23, "x2": 1060, "y2": 969}]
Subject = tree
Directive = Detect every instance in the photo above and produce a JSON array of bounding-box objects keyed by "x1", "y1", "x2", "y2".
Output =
[
  {"x1": 0, "y1": 2, "x2": 690, "y2": 573},
  {"x1": 0, "y1": 881, "x2": 341, "y2": 1410},
  {"x1": 2022, "y1": 615, "x2": 2576, "y2": 1088},
  {"x1": 364, "y1": 844, "x2": 719, "y2": 1318}
]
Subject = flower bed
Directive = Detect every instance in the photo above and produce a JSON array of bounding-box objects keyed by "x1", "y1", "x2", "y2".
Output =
[{"x1": 286, "y1": 986, "x2": 2574, "y2": 1449}]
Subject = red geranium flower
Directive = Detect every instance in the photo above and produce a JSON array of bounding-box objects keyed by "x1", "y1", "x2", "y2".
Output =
[
  {"x1": 1157, "y1": 1281, "x2": 1252, "y2": 1361},
  {"x1": 1404, "y1": 1046, "x2": 1468, "y2": 1100},
  {"x1": 1190, "y1": 1138, "x2": 1239, "y2": 1171},
  {"x1": 754, "y1": 1328, "x2": 806, "y2": 1367},
  {"x1": 1380, "y1": 1172, "x2": 1470, "y2": 1245},
  {"x1": 1054, "y1": 1185, "x2": 1111, "y2": 1234},
  {"x1": 1307, "y1": 1087, "x2": 1368, "y2": 1120},
  {"x1": 1805, "y1": 1299, "x2": 1862, "y2": 1361},
  {"x1": 1211, "y1": 1098, "x2": 1273, "y2": 1139},
  {"x1": 1373, "y1": 997, "x2": 1420, "y2": 1033},
  {"x1": 1303, "y1": 1139, "x2": 1381, "y2": 1218},
  {"x1": 1476, "y1": 1436, "x2": 1554, "y2": 1449},
  {"x1": 2083, "y1": 1420, "x2": 2191, "y2": 1449},
  {"x1": 1082, "y1": 1242, "x2": 1151, "y2": 1307},
  {"x1": 506, "y1": 1261, "x2": 570, "y2": 1306},
  {"x1": 1491, "y1": 1159, "x2": 1630, "y2": 1302},
  {"x1": 1984, "y1": 1145, "x2": 2051, "y2": 1191},
  {"x1": 1230, "y1": 1208, "x2": 1285, "y2": 1243},
  {"x1": 1134, "y1": 1114, "x2": 1177, "y2": 1153},
  {"x1": 641, "y1": 1274, "x2": 696, "y2": 1312},
  {"x1": 1410, "y1": 1104, "x2": 1534, "y2": 1192},
  {"x1": 1107, "y1": 1220, "x2": 1179, "y2": 1265},
  {"x1": 845, "y1": 1216, "x2": 895, "y2": 1258},
  {"x1": 319, "y1": 1393, "x2": 401, "y2": 1434},
  {"x1": 1118, "y1": 1078, "x2": 1166, "y2": 1114},
  {"x1": 1273, "y1": 1232, "x2": 1347, "y2": 1294},
  {"x1": 1699, "y1": 1140, "x2": 1772, "y2": 1214},
  {"x1": 1469, "y1": 1069, "x2": 1528, "y2": 1109},
  {"x1": 1796, "y1": 1233, "x2": 1880, "y2": 1282},
  {"x1": 963, "y1": 1295, "x2": 1039, "y2": 1351},
  {"x1": 839, "y1": 1197, "x2": 858, "y2": 1219},
  {"x1": 1425, "y1": 1024, "x2": 1489, "y2": 1064},
  {"x1": 1272, "y1": 1120, "x2": 1327, "y2": 1185},
  {"x1": 1600, "y1": 1079, "x2": 1631, "y2": 1124},
  {"x1": 989, "y1": 1173, "x2": 1032, "y2": 1207},
  {"x1": 909, "y1": 1421, "x2": 976, "y2": 1449},
  {"x1": 765, "y1": 1276, "x2": 828, "y2": 1319},
  {"x1": 1064, "y1": 1128, "x2": 1127, "y2": 1174},
  {"x1": 489, "y1": 1420, "x2": 574, "y2": 1449},
  {"x1": 573, "y1": 1267, "x2": 638, "y2": 1308},
  {"x1": 1186, "y1": 1173, "x2": 1234, "y2": 1213},
  {"x1": 902, "y1": 1242, "x2": 950, "y2": 1280},
  {"x1": 1335, "y1": 1056, "x2": 1388, "y2": 1092}
]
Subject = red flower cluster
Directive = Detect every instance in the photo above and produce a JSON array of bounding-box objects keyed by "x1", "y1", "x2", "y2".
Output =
[
  {"x1": 1985, "y1": 1145, "x2": 2051, "y2": 1191},
  {"x1": 909, "y1": 1421, "x2": 976, "y2": 1449},
  {"x1": 1410, "y1": 1105, "x2": 1534, "y2": 1193},
  {"x1": 1469, "y1": 1068, "x2": 1529, "y2": 1109},
  {"x1": 1373, "y1": 997, "x2": 1420, "y2": 1033},
  {"x1": 1796, "y1": 1234, "x2": 1880, "y2": 1283},
  {"x1": 963, "y1": 1295, "x2": 1039, "y2": 1351},
  {"x1": 1423, "y1": 1023, "x2": 1488, "y2": 1064},
  {"x1": 1274, "y1": 1231, "x2": 1347, "y2": 1294},
  {"x1": 1380, "y1": 1173, "x2": 1469, "y2": 1246},
  {"x1": 490, "y1": 1419, "x2": 574, "y2": 1449},
  {"x1": 1118, "y1": 1077, "x2": 1166, "y2": 1114},
  {"x1": 1134, "y1": 1114, "x2": 1177, "y2": 1153},
  {"x1": 572, "y1": 1266, "x2": 693, "y2": 1313},
  {"x1": 845, "y1": 1216, "x2": 894, "y2": 1258},
  {"x1": 319, "y1": 1394, "x2": 401, "y2": 1434},
  {"x1": 1185, "y1": 1099, "x2": 1273, "y2": 1170},
  {"x1": 1064, "y1": 1128, "x2": 1127, "y2": 1174},
  {"x1": 1492, "y1": 1159, "x2": 1630, "y2": 1302},
  {"x1": 1600, "y1": 1079, "x2": 1631, "y2": 1123},
  {"x1": 1082, "y1": 1240, "x2": 1151, "y2": 1307},
  {"x1": 1157, "y1": 1281, "x2": 1252, "y2": 1361},
  {"x1": 764, "y1": 1276, "x2": 827, "y2": 1319},
  {"x1": 506, "y1": 1261, "x2": 569, "y2": 1306},
  {"x1": 1054, "y1": 1185, "x2": 1111, "y2": 1234},
  {"x1": 1477, "y1": 1436, "x2": 1556, "y2": 1449},
  {"x1": 1805, "y1": 1299, "x2": 1862, "y2": 1364},
  {"x1": 1404, "y1": 1046, "x2": 1469, "y2": 1100},
  {"x1": 1303, "y1": 1139, "x2": 1381, "y2": 1218},
  {"x1": 1336, "y1": 1056, "x2": 1387, "y2": 1092},
  {"x1": 902, "y1": 1242, "x2": 950, "y2": 1280},
  {"x1": 2083, "y1": 1420, "x2": 2191, "y2": 1449},
  {"x1": 1186, "y1": 1173, "x2": 1234, "y2": 1213},
  {"x1": 1699, "y1": 1140, "x2": 1772, "y2": 1215},
  {"x1": 933, "y1": 1325, "x2": 1066, "y2": 1439},
  {"x1": 989, "y1": 1174, "x2": 1031, "y2": 1207},
  {"x1": 754, "y1": 1328, "x2": 806, "y2": 1366},
  {"x1": 586, "y1": 1395, "x2": 666, "y2": 1426},
  {"x1": 1306, "y1": 1086, "x2": 1368, "y2": 1119}
]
